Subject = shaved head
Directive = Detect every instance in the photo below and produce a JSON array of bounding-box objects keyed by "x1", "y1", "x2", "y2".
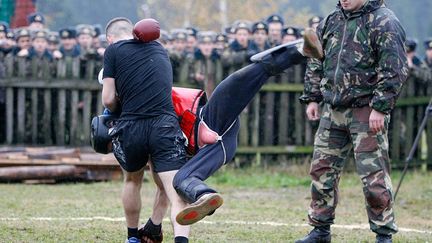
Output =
[{"x1": 105, "y1": 17, "x2": 133, "y2": 42}]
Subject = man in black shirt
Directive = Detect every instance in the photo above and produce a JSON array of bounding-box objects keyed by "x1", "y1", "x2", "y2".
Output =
[{"x1": 102, "y1": 17, "x2": 189, "y2": 243}]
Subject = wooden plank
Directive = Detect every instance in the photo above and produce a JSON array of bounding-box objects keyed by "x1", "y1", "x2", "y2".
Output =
[
  {"x1": 251, "y1": 96, "x2": 260, "y2": 147},
  {"x1": 4, "y1": 55, "x2": 14, "y2": 78},
  {"x1": 82, "y1": 91, "x2": 92, "y2": 144},
  {"x1": 263, "y1": 91, "x2": 275, "y2": 145},
  {"x1": 0, "y1": 80, "x2": 101, "y2": 90},
  {"x1": 70, "y1": 90, "x2": 79, "y2": 145},
  {"x1": 294, "y1": 93, "x2": 304, "y2": 145},
  {"x1": 56, "y1": 89, "x2": 66, "y2": 145},
  {"x1": 17, "y1": 88, "x2": 26, "y2": 143},
  {"x1": 31, "y1": 89, "x2": 38, "y2": 144},
  {"x1": 96, "y1": 92, "x2": 103, "y2": 116},
  {"x1": 17, "y1": 57, "x2": 27, "y2": 78},
  {"x1": 72, "y1": 58, "x2": 80, "y2": 78},
  {"x1": 85, "y1": 60, "x2": 96, "y2": 80},
  {"x1": 6, "y1": 88, "x2": 13, "y2": 144},
  {"x1": 56, "y1": 58, "x2": 66, "y2": 78},
  {"x1": 239, "y1": 108, "x2": 249, "y2": 146},
  {"x1": 43, "y1": 90, "x2": 52, "y2": 145}
]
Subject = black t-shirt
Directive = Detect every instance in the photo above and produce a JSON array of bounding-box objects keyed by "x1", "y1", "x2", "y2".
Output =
[{"x1": 103, "y1": 39, "x2": 175, "y2": 119}]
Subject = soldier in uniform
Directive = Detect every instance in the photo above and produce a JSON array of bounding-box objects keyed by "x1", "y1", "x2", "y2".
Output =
[
  {"x1": 185, "y1": 27, "x2": 199, "y2": 55},
  {"x1": 251, "y1": 21, "x2": 270, "y2": 52},
  {"x1": 28, "y1": 30, "x2": 54, "y2": 61},
  {"x1": 423, "y1": 39, "x2": 432, "y2": 68},
  {"x1": 76, "y1": 24, "x2": 99, "y2": 60},
  {"x1": 56, "y1": 28, "x2": 80, "y2": 58},
  {"x1": 169, "y1": 29, "x2": 189, "y2": 84},
  {"x1": 297, "y1": 0, "x2": 407, "y2": 242},
  {"x1": 190, "y1": 32, "x2": 222, "y2": 97},
  {"x1": 282, "y1": 26, "x2": 300, "y2": 43},
  {"x1": 47, "y1": 32, "x2": 60, "y2": 53},
  {"x1": 405, "y1": 39, "x2": 431, "y2": 84},
  {"x1": 266, "y1": 14, "x2": 284, "y2": 47},
  {"x1": 221, "y1": 21, "x2": 259, "y2": 70},
  {"x1": 213, "y1": 33, "x2": 228, "y2": 55},
  {"x1": 10, "y1": 28, "x2": 32, "y2": 57}
]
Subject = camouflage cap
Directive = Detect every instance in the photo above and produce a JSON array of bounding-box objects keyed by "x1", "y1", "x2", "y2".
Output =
[{"x1": 224, "y1": 26, "x2": 235, "y2": 35}]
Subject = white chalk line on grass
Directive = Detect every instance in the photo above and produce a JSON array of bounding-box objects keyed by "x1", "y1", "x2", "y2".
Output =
[{"x1": 0, "y1": 217, "x2": 430, "y2": 235}]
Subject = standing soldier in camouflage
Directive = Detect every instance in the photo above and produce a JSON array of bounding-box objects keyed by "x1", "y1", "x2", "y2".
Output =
[{"x1": 297, "y1": 0, "x2": 408, "y2": 243}]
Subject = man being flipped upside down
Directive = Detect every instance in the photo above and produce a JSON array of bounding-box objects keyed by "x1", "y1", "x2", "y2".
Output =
[{"x1": 93, "y1": 18, "x2": 323, "y2": 242}]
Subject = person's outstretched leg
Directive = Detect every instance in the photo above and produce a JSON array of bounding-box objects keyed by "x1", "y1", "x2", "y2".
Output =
[
  {"x1": 122, "y1": 168, "x2": 145, "y2": 242},
  {"x1": 204, "y1": 44, "x2": 305, "y2": 134}
]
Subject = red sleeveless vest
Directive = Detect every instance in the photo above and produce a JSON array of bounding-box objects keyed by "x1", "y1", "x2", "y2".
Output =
[{"x1": 172, "y1": 87, "x2": 207, "y2": 155}]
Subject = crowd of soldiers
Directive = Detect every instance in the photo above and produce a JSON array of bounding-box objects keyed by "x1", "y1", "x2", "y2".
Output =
[{"x1": 0, "y1": 12, "x2": 432, "y2": 94}]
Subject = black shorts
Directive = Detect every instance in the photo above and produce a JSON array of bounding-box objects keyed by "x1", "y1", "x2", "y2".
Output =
[{"x1": 110, "y1": 114, "x2": 187, "y2": 173}]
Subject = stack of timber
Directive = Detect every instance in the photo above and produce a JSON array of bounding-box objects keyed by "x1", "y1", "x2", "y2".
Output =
[{"x1": 0, "y1": 146, "x2": 121, "y2": 182}]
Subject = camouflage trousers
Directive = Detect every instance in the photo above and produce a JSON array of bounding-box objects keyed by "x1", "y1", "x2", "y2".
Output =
[{"x1": 308, "y1": 104, "x2": 398, "y2": 235}]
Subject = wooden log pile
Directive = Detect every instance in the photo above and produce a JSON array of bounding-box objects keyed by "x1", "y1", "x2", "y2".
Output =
[{"x1": 0, "y1": 147, "x2": 122, "y2": 183}]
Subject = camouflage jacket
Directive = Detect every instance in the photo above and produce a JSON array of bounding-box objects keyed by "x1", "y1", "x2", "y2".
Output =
[{"x1": 299, "y1": 0, "x2": 408, "y2": 114}]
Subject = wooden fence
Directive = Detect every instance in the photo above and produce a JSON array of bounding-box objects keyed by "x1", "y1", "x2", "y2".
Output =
[{"x1": 0, "y1": 55, "x2": 431, "y2": 168}]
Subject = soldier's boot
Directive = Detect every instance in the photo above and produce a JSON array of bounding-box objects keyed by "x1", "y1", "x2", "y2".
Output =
[
  {"x1": 175, "y1": 177, "x2": 223, "y2": 225},
  {"x1": 295, "y1": 225, "x2": 331, "y2": 243},
  {"x1": 376, "y1": 234, "x2": 392, "y2": 243}
]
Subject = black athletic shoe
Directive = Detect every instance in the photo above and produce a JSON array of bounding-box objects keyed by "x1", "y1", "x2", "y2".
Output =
[
  {"x1": 138, "y1": 218, "x2": 163, "y2": 243},
  {"x1": 376, "y1": 234, "x2": 392, "y2": 243},
  {"x1": 295, "y1": 226, "x2": 331, "y2": 243}
]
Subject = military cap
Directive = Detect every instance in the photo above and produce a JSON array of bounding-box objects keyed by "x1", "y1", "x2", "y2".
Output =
[
  {"x1": 282, "y1": 26, "x2": 299, "y2": 37},
  {"x1": 224, "y1": 26, "x2": 235, "y2": 35},
  {"x1": 15, "y1": 28, "x2": 31, "y2": 39},
  {"x1": 48, "y1": 32, "x2": 60, "y2": 43},
  {"x1": 32, "y1": 30, "x2": 49, "y2": 40},
  {"x1": 59, "y1": 28, "x2": 76, "y2": 39},
  {"x1": 6, "y1": 31, "x2": 15, "y2": 39},
  {"x1": 27, "y1": 13, "x2": 45, "y2": 24},
  {"x1": 186, "y1": 27, "x2": 198, "y2": 37},
  {"x1": 93, "y1": 24, "x2": 102, "y2": 37},
  {"x1": 76, "y1": 24, "x2": 96, "y2": 37},
  {"x1": 252, "y1": 21, "x2": 268, "y2": 34},
  {"x1": 159, "y1": 29, "x2": 171, "y2": 42},
  {"x1": 234, "y1": 21, "x2": 251, "y2": 33},
  {"x1": 405, "y1": 39, "x2": 417, "y2": 52},
  {"x1": 266, "y1": 14, "x2": 284, "y2": 25},
  {"x1": 197, "y1": 31, "x2": 216, "y2": 43},
  {"x1": 308, "y1": 16, "x2": 323, "y2": 27},
  {"x1": 298, "y1": 28, "x2": 305, "y2": 37},
  {"x1": 0, "y1": 21, "x2": 9, "y2": 33},
  {"x1": 424, "y1": 39, "x2": 432, "y2": 50},
  {"x1": 215, "y1": 33, "x2": 227, "y2": 43},
  {"x1": 171, "y1": 29, "x2": 188, "y2": 41}
]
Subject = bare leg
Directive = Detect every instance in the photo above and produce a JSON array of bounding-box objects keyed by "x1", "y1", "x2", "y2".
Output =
[
  {"x1": 149, "y1": 163, "x2": 169, "y2": 225},
  {"x1": 122, "y1": 167, "x2": 145, "y2": 229},
  {"x1": 158, "y1": 170, "x2": 190, "y2": 238}
]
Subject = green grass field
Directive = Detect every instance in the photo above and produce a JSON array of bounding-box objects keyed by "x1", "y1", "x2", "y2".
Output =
[{"x1": 0, "y1": 166, "x2": 430, "y2": 242}]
